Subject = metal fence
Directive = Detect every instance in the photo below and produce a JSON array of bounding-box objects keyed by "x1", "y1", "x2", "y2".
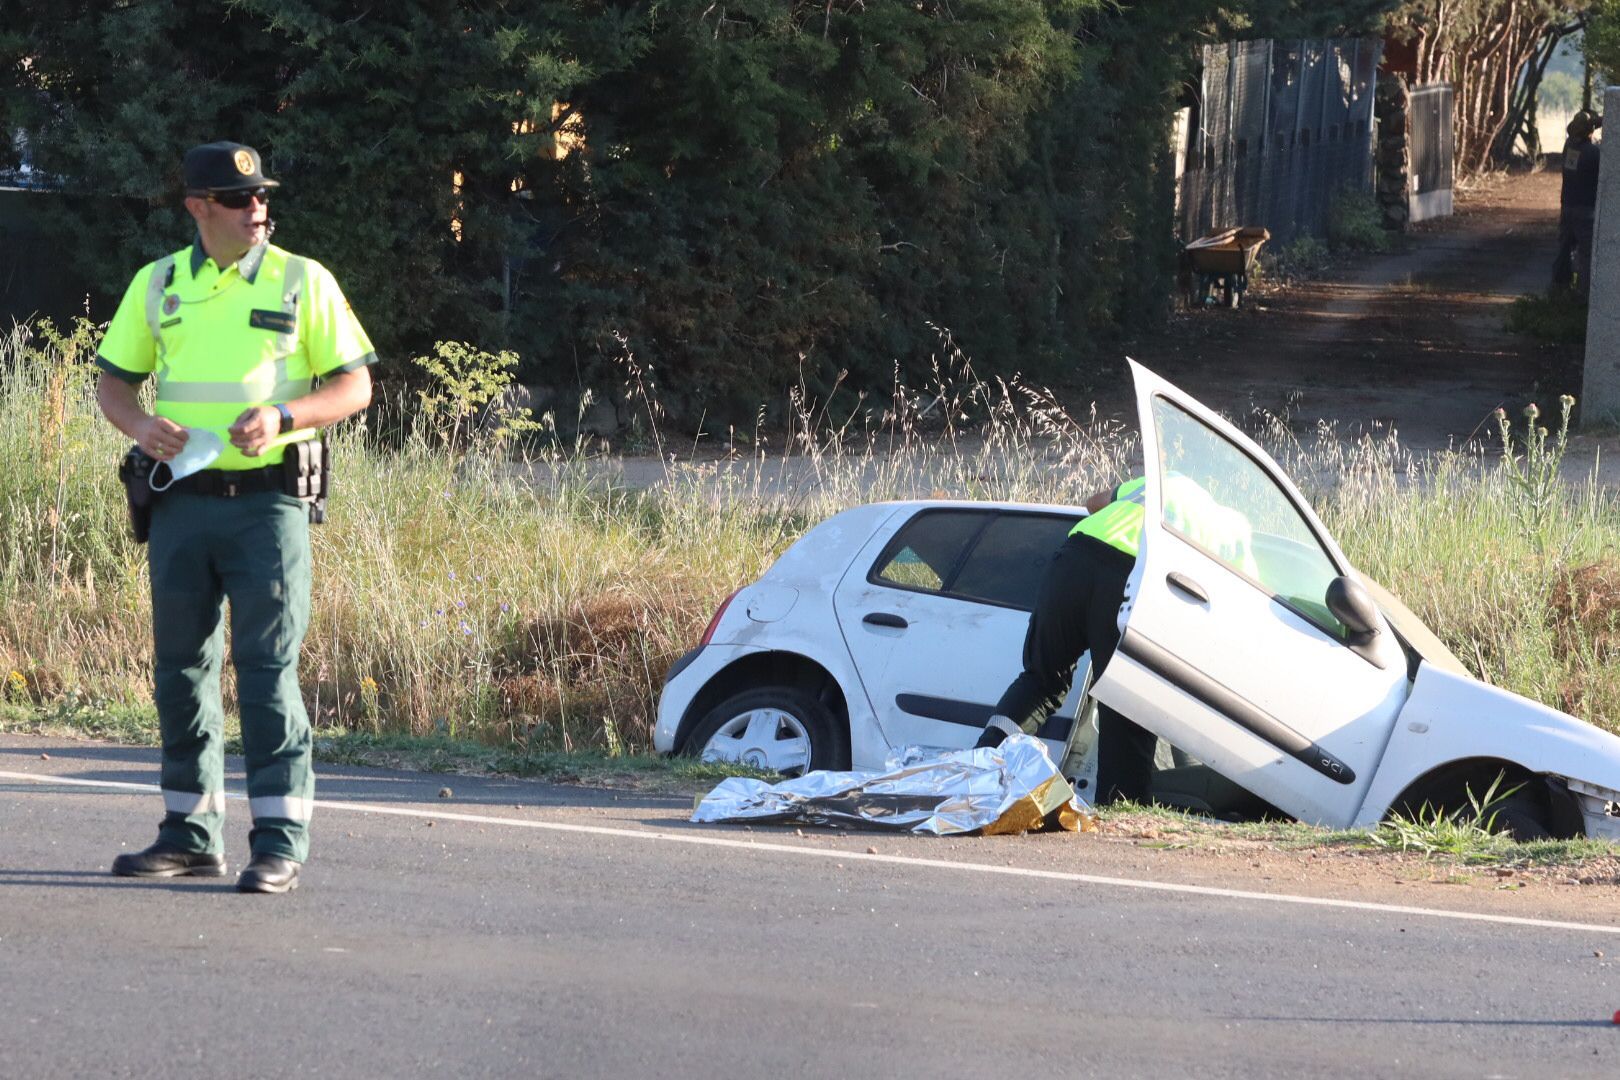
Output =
[
  {"x1": 1177, "y1": 37, "x2": 1382, "y2": 245},
  {"x1": 1408, "y1": 84, "x2": 1455, "y2": 223}
]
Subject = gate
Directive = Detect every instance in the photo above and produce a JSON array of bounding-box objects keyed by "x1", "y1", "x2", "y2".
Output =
[
  {"x1": 1177, "y1": 37, "x2": 1382, "y2": 245},
  {"x1": 1408, "y1": 84, "x2": 1455, "y2": 223}
]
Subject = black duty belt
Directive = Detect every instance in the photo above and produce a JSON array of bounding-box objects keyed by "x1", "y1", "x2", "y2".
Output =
[{"x1": 169, "y1": 466, "x2": 284, "y2": 497}]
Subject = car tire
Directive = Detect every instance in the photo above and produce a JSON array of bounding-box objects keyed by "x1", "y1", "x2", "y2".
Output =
[
  {"x1": 1487, "y1": 793, "x2": 1553, "y2": 842},
  {"x1": 685, "y1": 687, "x2": 848, "y2": 777}
]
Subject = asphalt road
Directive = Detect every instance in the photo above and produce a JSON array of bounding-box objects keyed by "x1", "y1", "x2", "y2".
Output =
[{"x1": 3, "y1": 736, "x2": 1618, "y2": 1079}]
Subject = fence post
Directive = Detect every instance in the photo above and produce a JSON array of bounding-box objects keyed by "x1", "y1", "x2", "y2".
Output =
[{"x1": 1582, "y1": 86, "x2": 1620, "y2": 425}]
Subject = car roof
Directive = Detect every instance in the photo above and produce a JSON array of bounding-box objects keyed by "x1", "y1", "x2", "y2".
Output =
[
  {"x1": 865, "y1": 497, "x2": 1088, "y2": 516},
  {"x1": 764, "y1": 499, "x2": 1091, "y2": 585}
]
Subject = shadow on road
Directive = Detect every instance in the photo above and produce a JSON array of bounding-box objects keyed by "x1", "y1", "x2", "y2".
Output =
[
  {"x1": 0, "y1": 868, "x2": 236, "y2": 894},
  {"x1": 3, "y1": 743, "x2": 691, "y2": 814}
]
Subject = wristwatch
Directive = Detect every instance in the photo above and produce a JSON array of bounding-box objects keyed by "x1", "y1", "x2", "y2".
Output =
[{"x1": 276, "y1": 403, "x2": 295, "y2": 434}]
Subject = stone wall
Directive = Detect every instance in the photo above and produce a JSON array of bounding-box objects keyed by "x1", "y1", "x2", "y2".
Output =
[{"x1": 1374, "y1": 75, "x2": 1411, "y2": 232}]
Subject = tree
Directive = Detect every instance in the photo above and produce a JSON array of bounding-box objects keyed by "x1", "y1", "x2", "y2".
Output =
[
  {"x1": 1584, "y1": 0, "x2": 1620, "y2": 81},
  {"x1": 4, "y1": 1, "x2": 1402, "y2": 424},
  {"x1": 1386, "y1": 1, "x2": 1589, "y2": 173},
  {"x1": 1540, "y1": 68, "x2": 1583, "y2": 112}
]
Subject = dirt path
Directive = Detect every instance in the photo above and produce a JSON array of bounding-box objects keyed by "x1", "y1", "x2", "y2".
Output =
[{"x1": 1108, "y1": 169, "x2": 1581, "y2": 453}]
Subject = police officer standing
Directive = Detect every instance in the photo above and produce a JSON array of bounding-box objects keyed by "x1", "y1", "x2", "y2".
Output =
[{"x1": 95, "y1": 142, "x2": 375, "y2": 893}]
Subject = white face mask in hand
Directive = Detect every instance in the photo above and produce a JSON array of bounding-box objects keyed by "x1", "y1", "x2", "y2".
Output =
[{"x1": 149, "y1": 429, "x2": 225, "y2": 492}]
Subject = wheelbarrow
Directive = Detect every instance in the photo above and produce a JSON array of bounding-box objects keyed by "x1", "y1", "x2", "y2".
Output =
[{"x1": 1181, "y1": 226, "x2": 1270, "y2": 309}]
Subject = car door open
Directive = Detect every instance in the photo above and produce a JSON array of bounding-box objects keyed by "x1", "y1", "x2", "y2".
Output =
[{"x1": 1087, "y1": 361, "x2": 1410, "y2": 827}]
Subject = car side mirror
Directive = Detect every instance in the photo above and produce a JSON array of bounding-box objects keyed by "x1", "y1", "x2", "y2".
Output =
[{"x1": 1326, "y1": 576, "x2": 1380, "y2": 641}]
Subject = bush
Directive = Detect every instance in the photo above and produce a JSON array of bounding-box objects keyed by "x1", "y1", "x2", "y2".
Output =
[
  {"x1": 1265, "y1": 235, "x2": 1334, "y2": 282},
  {"x1": 1326, "y1": 188, "x2": 1394, "y2": 252},
  {"x1": 1505, "y1": 291, "x2": 1588, "y2": 345}
]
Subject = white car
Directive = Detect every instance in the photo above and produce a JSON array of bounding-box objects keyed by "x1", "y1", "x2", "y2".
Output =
[{"x1": 655, "y1": 361, "x2": 1620, "y2": 840}]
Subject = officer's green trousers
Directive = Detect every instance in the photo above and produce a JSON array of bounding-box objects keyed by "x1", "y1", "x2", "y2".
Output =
[{"x1": 148, "y1": 490, "x2": 313, "y2": 862}]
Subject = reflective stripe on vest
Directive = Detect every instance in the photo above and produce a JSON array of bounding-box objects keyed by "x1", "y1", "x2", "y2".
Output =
[
  {"x1": 154, "y1": 356, "x2": 310, "y2": 403},
  {"x1": 143, "y1": 255, "x2": 177, "y2": 362},
  {"x1": 1072, "y1": 476, "x2": 1147, "y2": 557}
]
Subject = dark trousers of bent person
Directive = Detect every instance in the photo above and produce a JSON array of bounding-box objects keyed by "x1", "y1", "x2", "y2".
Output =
[
  {"x1": 1553, "y1": 211, "x2": 1595, "y2": 296},
  {"x1": 989, "y1": 531, "x2": 1157, "y2": 805}
]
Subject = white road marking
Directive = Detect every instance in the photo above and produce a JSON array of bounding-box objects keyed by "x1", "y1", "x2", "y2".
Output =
[{"x1": 5, "y1": 768, "x2": 1617, "y2": 936}]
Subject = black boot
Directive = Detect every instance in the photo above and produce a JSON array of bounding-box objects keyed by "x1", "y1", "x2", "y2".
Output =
[
  {"x1": 111, "y1": 841, "x2": 226, "y2": 878},
  {"x1": 236, "y1": 854, "x2": 300, "y2": 894}
]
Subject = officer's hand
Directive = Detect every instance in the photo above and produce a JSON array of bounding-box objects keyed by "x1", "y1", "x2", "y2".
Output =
[
  {"x1": 229, "y1": 406, "x2": 279, "y2": 457},
  {"x1": 137, "y1": 416, "x2": 190, "y2": 462}
]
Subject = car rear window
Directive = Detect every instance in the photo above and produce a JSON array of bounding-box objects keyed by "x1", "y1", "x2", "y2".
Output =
[
  {"x1": 951, "y1": 514, "x2": 1078, "y2": 609},
  {"x1": 874, "y1": 510, "x2": 986, "y2": 592},
  {"x1": 871, "y1": 509, "x2": 1079, "y2": 610}
]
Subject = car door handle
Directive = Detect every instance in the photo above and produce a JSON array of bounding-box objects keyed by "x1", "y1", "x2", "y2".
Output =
[
  {"x1": 863, "y1": 612, "x2": 908, "y2": 629},
  {"x1": 1165, "y1": 572, "x2": 1209, "y2": 604}
]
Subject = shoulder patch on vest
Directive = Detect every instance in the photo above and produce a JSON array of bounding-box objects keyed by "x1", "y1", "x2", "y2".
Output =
[{"x1": 249, "y1": 309, "x2": 297, "y2": 334}]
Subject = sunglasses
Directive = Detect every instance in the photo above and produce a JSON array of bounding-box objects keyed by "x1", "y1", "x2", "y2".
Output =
[{"x1": 202, "y1": 186, "x2": 271, "y2": 209}]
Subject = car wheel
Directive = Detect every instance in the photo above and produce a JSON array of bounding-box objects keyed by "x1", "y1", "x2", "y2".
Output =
[
  {"x1": 685, "y1": 687, "x2": 847, "y2": 777},
  {"x1": 1487, "y1": 793, "x2": 1553, "y2": 842}
]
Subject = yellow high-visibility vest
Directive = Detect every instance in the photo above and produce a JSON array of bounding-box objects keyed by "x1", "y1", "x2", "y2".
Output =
[
  {"x1": 1073, "y1": 474, "x2": 1258, "y2": 577},
  {"x1": 97, "y1": 239, "x2": 375, "y2": 471},
  {"x1": 1072, "y1": 477, "x2": 1148, "y2": 555}
]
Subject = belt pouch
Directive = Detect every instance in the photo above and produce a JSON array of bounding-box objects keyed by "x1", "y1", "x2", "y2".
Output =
[{"x1": 282, "y1": 438, "x2": 330, "y2": 524}]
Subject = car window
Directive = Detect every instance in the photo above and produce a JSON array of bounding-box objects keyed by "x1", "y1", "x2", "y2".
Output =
[
  {"x1": 872, "y1": 509, "x2": 1078, "y2": 611},
  {"x1": 873, "y1": 510, "x2": 989, "y2": 592},
  {"x1": 951, "y1": 514, "x2": 1079, "y2": 609},
  {"x1": 1151, "y1": 396, "x2": 1346, "y2": 635}
]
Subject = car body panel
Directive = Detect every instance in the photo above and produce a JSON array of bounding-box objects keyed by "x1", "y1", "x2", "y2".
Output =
[
  {"x1": 654, "y1": 642, "x2": 764, "y2": 750},
  {"x1": 831, "y1": 502, "x2": 1081, "y2": 764},
  {"x1": 658, "y1": 500, "x2": 1090, "y2": 771},
  {"x1": 1352, "y1": 663, "x2": 1620, "y2": 829},
  {"x1": 653, "y1": 503, "x2": 906, "y2": 769}
]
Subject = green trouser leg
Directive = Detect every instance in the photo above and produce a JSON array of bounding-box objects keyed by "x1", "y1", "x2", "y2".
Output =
[
  {"x1": 149, "y1": 491, "x2": 313, "y2": 862},
  {"x1": 150, "y1": 495, "x2": 228, "y2": 853}
]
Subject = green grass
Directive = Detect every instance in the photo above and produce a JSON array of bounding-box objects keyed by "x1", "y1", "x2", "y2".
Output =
[
  {"x1": 0, "y1": 319, "x2": 1129, "y2": 760},
  {"x1": 1098, "y1": 800, "x2": 1617, "y2": 869},
  {"x1": 1506, "y1": 290, "x2": 1589, "y2": 344},
  {"x1": 1, "y1": 700, "x2": 765, "y2": 793},
  {"x1": 1267, "y1": 234, "x2": 1333, "y2": 281}
]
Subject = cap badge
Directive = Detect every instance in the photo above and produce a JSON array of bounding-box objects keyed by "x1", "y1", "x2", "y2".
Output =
[
  {"x1": 234, "y1": 149, "x2": 255, "y2": 175},
  {"x1": 162, "y1": 293, "x2": 180, "y2": 316}
]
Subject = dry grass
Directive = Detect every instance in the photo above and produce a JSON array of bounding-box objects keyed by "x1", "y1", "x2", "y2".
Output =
[{"x1": 6, "y1": 318, "x2": 1620, "y2": 758}]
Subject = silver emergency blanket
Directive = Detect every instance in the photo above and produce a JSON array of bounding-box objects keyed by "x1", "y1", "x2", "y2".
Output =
[{"x1": 692, "y1": 733, "x2": 1092, "y2": 835}]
